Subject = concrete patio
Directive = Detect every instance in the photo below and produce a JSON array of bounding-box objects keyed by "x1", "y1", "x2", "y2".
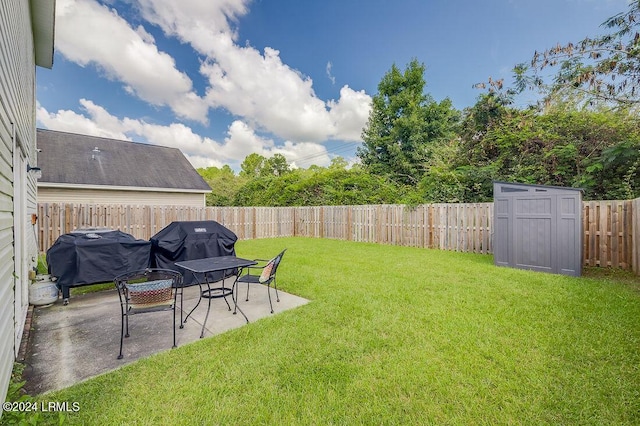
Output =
[{"x1": 21, "y1": 279, "x2": 308, "y2": 395}]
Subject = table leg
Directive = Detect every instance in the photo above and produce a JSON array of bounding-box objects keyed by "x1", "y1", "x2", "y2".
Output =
[
  {"x1": 182, "y1": 273, "x2": 204, "y2": 325},
  {"x1": 199, "y1": 275, "x2": 238, "y2": 337},
  {"x1": 200, "y1": 279, "x2": 212, "y2": 338},
  {"x1": 177, "y1": 268, "x2": 252, "y2": 338}
]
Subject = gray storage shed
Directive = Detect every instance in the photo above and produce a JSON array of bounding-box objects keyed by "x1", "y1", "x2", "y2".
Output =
[{"x1": 493, "y1": 181, "x2": 582, "y2": 276}]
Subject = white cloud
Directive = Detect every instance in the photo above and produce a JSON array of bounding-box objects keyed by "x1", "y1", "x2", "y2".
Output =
[
  {"x1": 135, "y1": 0, "x2": 249, "y2": 49},
  {"x1": 223, "y1": 120, "x2": 275, "y2": 159},
  {"x1": 198, "y1": 41, "x2": 371, "y2": 143},
  {"x1": 55, "y1": 0, "x2": 208, "y2": 123},
  {"x1": 200, "y1": 46, "x2": 335, "y2": 142},
  {"x1": 36, "y1": 100, "x2": 330, "y2": 169},
  {"x1": 328, "y1": 86, "x2": 372, "y2": 142},
  {"x1": 326, "y1": 61, "x2": 336, "y2": 85},
  {"x1": 184, "y1": 155, "x2": 225, "y2": 169},
  {"x1": 272, "y1": 141, "x2": 331, "y2": 169},
  {"x1": 134, "y1": 0, "x2": 372, "y2": 143},
  {"x1": 222, "y1": 121, "x2": 330, "y2": 168},
  {"x1": 47, "y1": 0, "x2": 372, "y2": 167},
  {"x1": 36, "y1": 101, "x2": 131, "y2": 140}
]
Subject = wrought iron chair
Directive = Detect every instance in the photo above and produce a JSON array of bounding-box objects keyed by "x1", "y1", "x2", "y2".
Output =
[
  {"x1": 115, "y1": 268, "x2": 182, "y2": 359},
  {"x1": 237, "y1": 249, "x2": 286, "y2": 314}
]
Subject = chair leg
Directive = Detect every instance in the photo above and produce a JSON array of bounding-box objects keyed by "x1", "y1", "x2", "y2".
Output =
[
  {"x1": 179, "y1": 286, "x2": 185, "y2": 329},
  {"x1": 274, "y1": 278, "x2": 280, "y2": 303},
  {"x1": 245, "y1": 281, "x2": 250, "y2": 301},
  {"x1": 118, "y1": 311, "x2": 125, "y2": 359},
  {"x1": 172, "y1": 305, "x2": 177, "y2": 348},
  {"x1": 232, "y1": 278, "x2": 249, "y2": 323},
  {"x1": 267, "y1": 284, "x2": 274, "y2": 314},
  {"x1": 172, "y1": 297, "x2": 177, "y2": 349}
]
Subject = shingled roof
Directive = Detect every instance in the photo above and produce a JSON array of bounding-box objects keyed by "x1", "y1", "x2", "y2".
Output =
[{"x1": 37, "y1": 129, "x2": 211, "y2": 191}]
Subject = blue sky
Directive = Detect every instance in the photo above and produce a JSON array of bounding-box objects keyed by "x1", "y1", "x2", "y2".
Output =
[{"x1": 36, "y1": 0, "x2": 630, "y2": 171}]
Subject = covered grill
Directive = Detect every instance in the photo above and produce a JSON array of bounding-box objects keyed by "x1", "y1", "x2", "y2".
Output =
[
  {"x1": 150, "y1": 221, "x2": 237, "y2": 285},
  {"x1": 46, "y1": 230, "x2": 152, "y2": 303}
]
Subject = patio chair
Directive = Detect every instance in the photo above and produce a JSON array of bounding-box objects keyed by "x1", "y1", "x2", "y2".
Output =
[
  {"x1": 115, "y1": 268, "x2": 182, "y2": 359},
  {"x1": 237, "y1": 249, "x2": 286, "y2": 314}
]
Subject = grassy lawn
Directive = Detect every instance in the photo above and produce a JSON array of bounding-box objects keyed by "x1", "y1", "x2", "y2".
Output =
[{"x1": 33, "y1": 237, "x2": 640, "y2": 425}]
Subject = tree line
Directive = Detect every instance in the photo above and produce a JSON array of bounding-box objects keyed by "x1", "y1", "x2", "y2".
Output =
[{"x1": 199, "y1": 2, "x2": 640, "y2": 206}]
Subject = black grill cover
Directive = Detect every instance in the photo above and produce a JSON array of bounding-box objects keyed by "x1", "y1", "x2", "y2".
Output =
[
  {"x1": 46, "y1": 230, "x2": 152, "y2": 297},
  {"x1": 150, "y1": 221, "x2": 237, "y2": 285}
]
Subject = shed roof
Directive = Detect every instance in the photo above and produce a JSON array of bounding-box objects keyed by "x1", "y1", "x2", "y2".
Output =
[
  {"x1": 37, "y1": 129, "x2": 211, "y2": 192},
  {"x1": 493, "y1": 181, "x2": 583, "y2": 197}
]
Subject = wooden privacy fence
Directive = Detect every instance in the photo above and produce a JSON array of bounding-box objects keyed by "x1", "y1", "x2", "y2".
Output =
[
  {"x1": 293, "y1": 203, "x2": 492, "y2": 253},
  {"x1": 37, "y1": 199, "x2": 640, "y2": 274},
  {"x1": 583, "y1": 200, "x2": 634, "y2": 270}
]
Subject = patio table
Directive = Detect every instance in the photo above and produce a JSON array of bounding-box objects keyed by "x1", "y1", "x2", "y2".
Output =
[{"x1": 175, "y1": 256, "x2": 257, "y2": 338}]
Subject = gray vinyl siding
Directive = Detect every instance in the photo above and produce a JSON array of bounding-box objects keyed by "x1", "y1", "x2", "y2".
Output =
[
  {"x1": 0, "y1": 0, "x2": 40, "y2": 404},
  {"x1": 38, "y1": 187, "x2": 207, "y2": 206}
]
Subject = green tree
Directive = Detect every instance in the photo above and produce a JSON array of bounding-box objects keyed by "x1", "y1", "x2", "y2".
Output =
[
  {"x1": 262, "y1": 153, "x2": 290, "y2": 177},
  {"x1": 358, "y1": 59, "x2": 459, "y2": 185},
  {"x1": 239, "y1": 152, "x2": 291, "y2": 178},
  {"x1": 482, "y1": 1, "x2": 640, "y2": 109},
  {"x1": 328, "y1": 156, "x2": 349, "y2": 170},
  {"x1": 239, "y1": 153, "x2": 266, "y2": 179},
  {"x1": 455, "y1": 103, "x2": 640, "y2": 201},
  {"x1": 459, "y1": 94, "x2": 509, "y2": 165},
  {"x1": 197, "y1": 165, "x2": 245, "y2": 206},
  {"x1": 417, "y1": 139, "x2": 467, "y2": 203},
  {"x1": 233, "y1": 170, "x2": 303, "y2": 206},
  {"x1": 233, "y1": 163, "x2": 403, "y2": 207},
  {"x1": 291, "y1": 165, "x2": 401, "y2": 206}
]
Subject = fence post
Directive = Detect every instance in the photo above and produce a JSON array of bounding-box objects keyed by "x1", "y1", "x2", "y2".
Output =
[
  {"x1": 633, "y1": 200, "x2": 636, "y2": 273},
  {"x1": 253, "y1": 207, "x2": 258, "y2": 239},
  {"x1": 292, "y1": 207, "x2": 296, "y2": 238}
]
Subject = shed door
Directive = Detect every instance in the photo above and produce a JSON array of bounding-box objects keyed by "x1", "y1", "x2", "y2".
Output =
[
  {"x1": 511, "y1": 193, "x2": 581, "y2": 276},
  {"x1": 514, "y1": 196, "x2": 554, "y2": 273}
]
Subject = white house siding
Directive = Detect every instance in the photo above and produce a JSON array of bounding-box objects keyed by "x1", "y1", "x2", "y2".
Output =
[
  {"x1": 0, "y1": 0, "x2": 41, "y2": 404},
  {"x1": 38, "y1": 187, "x2": 207, "y2": 207}
]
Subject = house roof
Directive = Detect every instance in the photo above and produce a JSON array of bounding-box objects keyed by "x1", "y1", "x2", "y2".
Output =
[
  {"x1": 37, "y1": 129, "x2": 211, "y2": 192},
  {"x1": 31, "y1": 0, "x2": 56, "y2": 68}
]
